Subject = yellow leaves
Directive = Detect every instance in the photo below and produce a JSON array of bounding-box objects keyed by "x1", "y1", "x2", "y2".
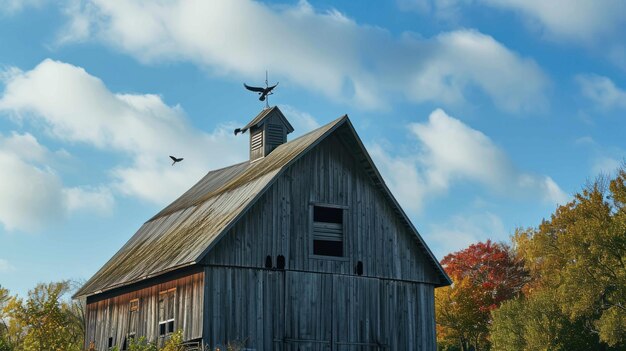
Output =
[{"x1": 596, "y1": 306, "x2": 626, "y2": 347}]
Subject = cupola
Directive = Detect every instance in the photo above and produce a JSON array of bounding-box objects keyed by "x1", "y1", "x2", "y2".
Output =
[{"x1": 238, "y1": 106, "x2": 294, "y2": 161}]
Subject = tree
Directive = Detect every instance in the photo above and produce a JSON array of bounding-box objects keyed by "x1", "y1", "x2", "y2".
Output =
[
  {"x1": 4, "y1": 281, "x2": 84, "y2": 351},
  {"x1": 436, "y1": 240, "x2": 528, "y2": 350},
  {"x1": 513, "y1": 169, "x2": 626, "y2": 347},
  {"x1": 490, "y1": 290, "x2": 599, "y2": 351},
  {"x1": 0, "y1": 286, "x2": 12, "y2": 351}
]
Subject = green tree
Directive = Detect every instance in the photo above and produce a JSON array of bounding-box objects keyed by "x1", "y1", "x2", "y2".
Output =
[
  {"x1": 513, "y1": 169, "x2": 626, "y2": 347},
  {"x1": 491, "y1": 290, "x2": 599, "y2": 351},
  {"x1": 0, "y1": 286, "x2": 11, "y2": 351},
  {"x1": 5, "y1": 281, "x2": 84, "y2": 351},
  {"x1": 0, "y1": 285, "x2": 23, "y2": 351}
]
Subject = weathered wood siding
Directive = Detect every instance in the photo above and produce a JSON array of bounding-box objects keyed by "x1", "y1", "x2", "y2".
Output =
[
  {"x1": 203, "y1": 267, "x2": 436, "y2": 350},
  {"x1": 85, "y1": 272, "x2": 204, "y2": 350},
  {"x1": 203, "y1": 267, "x2": 283, "y2": 350},
  {"x1": 205, "y1": 133, "x2": 441, "y2": 285}
]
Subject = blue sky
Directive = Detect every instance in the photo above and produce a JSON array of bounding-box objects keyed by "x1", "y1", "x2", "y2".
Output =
[{"x1": 1, "y1": 0, "x2": 625, "y2": 296}]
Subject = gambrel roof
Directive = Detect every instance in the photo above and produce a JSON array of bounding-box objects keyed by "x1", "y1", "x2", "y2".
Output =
[{"x1": 76, "y1": 114, "x2": 451, "y2": 298}]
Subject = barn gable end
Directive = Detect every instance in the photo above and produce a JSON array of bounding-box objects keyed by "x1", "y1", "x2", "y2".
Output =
[{"x1": 204, "y1": 130, "x2": 444, "y2": 285}]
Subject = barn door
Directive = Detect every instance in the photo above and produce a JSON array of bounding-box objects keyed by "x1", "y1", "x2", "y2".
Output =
[
  {"x1": 332, "y1": 275, "x2": 384, "y2": 351},
  {"x1": 284, "y1": 271, "x2": 333, "y2": 351}
]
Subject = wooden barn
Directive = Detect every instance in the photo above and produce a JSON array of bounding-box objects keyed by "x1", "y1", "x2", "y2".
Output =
[{"x1": 75, "y1": 107, "x2": 451, "y2": 350}]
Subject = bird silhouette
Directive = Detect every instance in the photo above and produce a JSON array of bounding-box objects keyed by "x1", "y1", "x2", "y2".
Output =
[
  {"x1": 169, "y1": 156, "x2": 183, "y2": 166},
  {"x1": 234, "y1": 128, "x2": 242, "y2": 135},
  {"x1": 244, "y1": 82, "x2": 278, "y2": 101}
]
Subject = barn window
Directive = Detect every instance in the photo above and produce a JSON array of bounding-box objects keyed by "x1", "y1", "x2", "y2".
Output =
[
  {"x1": 311, "y1": 205, "x2": 344, "y2": 257},
  {"x1": 158, "y1": 289, "x2": 176, "y2": 337},
  {"x1": 123, "y1": 298, "x2": 139, "y2": 350}
]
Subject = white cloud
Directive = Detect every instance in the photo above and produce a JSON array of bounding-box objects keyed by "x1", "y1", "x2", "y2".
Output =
[
  {"x1": 592, "y1": 156, "x2": 621, "y2": 175},
  {"x1": 403, "y1": 0, "x2": 626, "y2": 44},
  {"x1": 402, "y1": 1, "x2": 626, "y2": 70},
  {"x1": 55, "y1": 0, "x2": 93, "y2": 44},
  {"x1": 426, "y1": 211, "x2": 507, "y2": 258},
  {"x1": 0, "y1": 0, "x2": 46, "y2": 14},
  {"x1": 477, "y1": 0, "x2": 626, "y2": 44},
  {"x1": 59, "y1": 0, "x2": 548, "y2": 112},
  {"x1": 370, "y1": 108, "x2": 568, "y2": 213},
  {"x1": 0, "y1": 59, "x2": 248, "y2": 206},
  {"x1": 278, "y1": 104, "x2": 320, "y2": 137},
  {"x1": 576, "y1": 74, "x2": 626, "y2": 110},
  {"x1": 0, "y1": 258, "x2": 14, "y2": 272},
  {"x1": 0, "y1": 132, "x2": 112, "y2": 232}
]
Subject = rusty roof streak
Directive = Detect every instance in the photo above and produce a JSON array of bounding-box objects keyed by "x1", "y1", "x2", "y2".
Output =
[{"x1": 75, "y1": 116, "x2": 346, "y2": 298}]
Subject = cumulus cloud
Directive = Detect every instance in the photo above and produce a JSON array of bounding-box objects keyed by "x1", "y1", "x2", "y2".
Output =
[
  {"x1": 58, "y1": 0, "x2": 547, "y2": 112},
  {"x1": 0, "y1": 132, "x2": 113, "y2": 232},
  {"x1": 576, "y1": 74, "x2": 626, "y2": 110},
  {"x1": 0, "y1": 59, "x2": 252, "y2": 206},
  {"x1": 426, "y1": 211, "x2": 507, "y2": 258},
  {"x1": 403, "y1": 0, "x2": 626, "y2": 69},
  {"x1": 278, "y1": 104, "x2": 320, "y2": 137},
  {"x1": 371, "y1": 109, "x2": 568, "y2": 213},
  {"x1": 403, "y1": 0, "x2": 626, "y2": 44},
  {"x1": 477, "y1": 0, "x2": 626, "y2": 44}
]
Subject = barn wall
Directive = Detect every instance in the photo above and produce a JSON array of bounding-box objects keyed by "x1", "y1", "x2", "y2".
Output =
[
  {"x1": 85, "y1": 271, "x2": 204, "y2": 350},
  {"x1": 203, "y1": 266, "x2": 436, "y2": 350},
  {"x1": 205, "y1": 133, "x2": 441, "y2": 285}
]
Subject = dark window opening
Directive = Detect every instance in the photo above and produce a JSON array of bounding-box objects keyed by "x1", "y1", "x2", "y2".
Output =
[
  {"x1": 313, "y1": 240, "x2": 343, "y2": 257},
  {"x1": 314, "y1": 206, "x2": 343, "y2": 224},
  {"x1": 265, "y1": 255, "x2": 273, "y2": 269},
  {"x1": 108, "y1": 337, "x2": 113, "y2": 349},
  {"x1": 356, "y1": 261, "x2": 363, "y2": 276},
  {"x1": 312, "y1": 205, "x2": 344, "y2": 257},
  {"x1": 277, "y1": 255, "x2": 285, "y2": 270}
]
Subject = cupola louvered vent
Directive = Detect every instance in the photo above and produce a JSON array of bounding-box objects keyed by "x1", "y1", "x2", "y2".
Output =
[{"x1": 240, "y1": 106, "x2": 294, "y2": 161}]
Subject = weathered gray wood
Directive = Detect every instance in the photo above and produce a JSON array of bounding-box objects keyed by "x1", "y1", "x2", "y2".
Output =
[
  {"x1": 205, "y1": 134, "x2": 441, "y2": 285},
  {"x1": 200, "y1": 265, "x2": 436, "y2": 350},
  {"x1": 85, "y1": 272, "x2": 204, "y2": 350}
]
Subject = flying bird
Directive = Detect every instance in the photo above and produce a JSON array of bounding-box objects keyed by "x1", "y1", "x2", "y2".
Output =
[
  {"x1": 169, "y1": 156, "x2": 183, "y2": 166},
  {"x1": 244, "y1": 82, "x2": 278, "y2": 101}
]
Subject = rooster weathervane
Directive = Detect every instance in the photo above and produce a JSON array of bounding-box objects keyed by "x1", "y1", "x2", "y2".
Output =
[{"x1": 244, "y1": 71, "x2": 278, "y2": 108}]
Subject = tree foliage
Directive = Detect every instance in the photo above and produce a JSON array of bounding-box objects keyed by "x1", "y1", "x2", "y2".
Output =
[
  {"x1": 1, "y1": 281, "x2": 84, "y2": 351},
  {"x1": 490, "y1": 290, "x2": 599, "y2": 351},
  {"x1": 510, "y1": 170, "x2": 626, "y2": 347},
  {"x1": 487, "y1": 168, "x2": 626, "y2": 350},
  {"x1": 436, "y1": 240, "x2": 528, "y2": 350}
]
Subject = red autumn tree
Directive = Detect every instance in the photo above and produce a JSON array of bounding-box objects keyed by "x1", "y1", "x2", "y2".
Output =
[{"x1": 436, "y1": 240, "x2": 528, "y2": 351}]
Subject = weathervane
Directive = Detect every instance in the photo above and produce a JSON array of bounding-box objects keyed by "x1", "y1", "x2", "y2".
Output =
[{"x1": 244, "y1": 70, "x2": 278, "y2": 108}]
